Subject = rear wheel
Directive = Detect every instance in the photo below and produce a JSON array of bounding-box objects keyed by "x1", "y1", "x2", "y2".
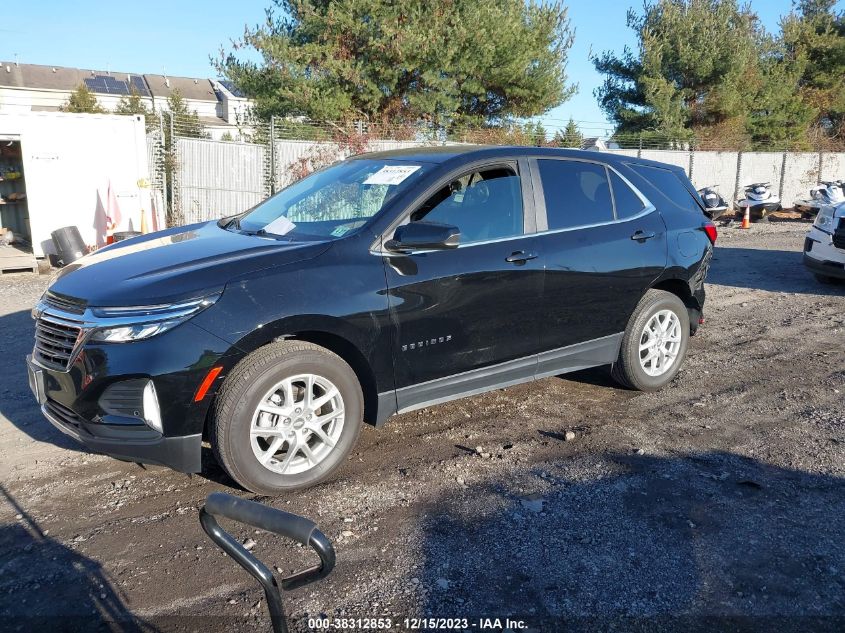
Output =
[
  {"x1": 211, "y1": 341, "x2": 363, "y2": 494},
  {"x1": 611, "y1": 290, "x2": 690, "y2": 391}
]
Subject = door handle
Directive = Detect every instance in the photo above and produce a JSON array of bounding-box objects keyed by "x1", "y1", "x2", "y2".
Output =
[
  {"x1": 631, "y1": 230, "x2": 656, "y2": 241},
  {"x1": 505, "y1": 251, "x2": 538, "y2": 264}
]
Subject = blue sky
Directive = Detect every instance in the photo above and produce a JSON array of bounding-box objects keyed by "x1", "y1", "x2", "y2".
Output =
[{"x1": 4, "y1": 0, "x2": 842, "y2": 133}]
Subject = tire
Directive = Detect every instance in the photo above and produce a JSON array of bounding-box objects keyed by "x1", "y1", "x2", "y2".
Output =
[
  {"x1": 211, "y1": 340, "x2": 364, "y2": 494},
  {"x1": 611, "y1": 289, "x2": 690, "y2": 391}
]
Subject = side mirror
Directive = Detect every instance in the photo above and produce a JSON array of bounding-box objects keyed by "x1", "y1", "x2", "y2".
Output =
[{"x1": 384, "y1": 222, "x2": 460, "y2": 253}]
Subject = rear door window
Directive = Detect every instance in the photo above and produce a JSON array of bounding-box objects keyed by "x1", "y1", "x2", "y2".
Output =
[
  {"x1": 627, "y1": 164, "x2": 704, "y2": 215},
  {"x1": 537, "y1": 159, "x2": 614, "y2": 230}
]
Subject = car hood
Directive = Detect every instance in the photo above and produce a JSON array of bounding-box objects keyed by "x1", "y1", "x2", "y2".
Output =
[{"x1": 47, "y1": 221, "x2": 331, "y2": 307}]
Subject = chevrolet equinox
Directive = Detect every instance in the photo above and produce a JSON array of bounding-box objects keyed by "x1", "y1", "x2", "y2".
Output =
[{"x1": 28, "y1": 146, "x2": 716, "y2": 493}]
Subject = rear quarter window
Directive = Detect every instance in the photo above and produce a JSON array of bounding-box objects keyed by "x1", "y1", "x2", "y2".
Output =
[
  {"x1": 608, "y1": 171, "x2": 647, "y2": 219},
  {"x1": 627, "y1": 164, "x2": 704, "y2": 216}
]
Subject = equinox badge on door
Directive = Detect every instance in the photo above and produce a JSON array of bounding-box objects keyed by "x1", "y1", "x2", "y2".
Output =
[{"x1": 402, "y1": 335, "x2": 452, "y2": 352}]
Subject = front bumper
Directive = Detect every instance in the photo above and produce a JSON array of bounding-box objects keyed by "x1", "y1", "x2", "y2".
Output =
[
  {"x1": 27, "y1": 318, "x2": 242, "y2": 473},
  {"x1": 804, "y1": 252, "x2": 845, "y2": 280},
  {"x1": 804, "y1": 228, "x2": 845, "y2": 279},
  {"x1": 39, "y1": 392, "x2": 202, "y2": 472}
]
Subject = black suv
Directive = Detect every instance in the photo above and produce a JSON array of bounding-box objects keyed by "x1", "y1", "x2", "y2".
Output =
[{"x1": 27, "y1": 146, "x2": 715, "y2": 493}]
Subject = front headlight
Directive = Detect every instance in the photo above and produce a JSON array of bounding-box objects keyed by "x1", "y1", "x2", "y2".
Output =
[
  {"x1": 814, "y1": 207, "x2": 835, "y2": 232},
  {"x1": 88, "y1": 293, "x2": 221, "y2": 343}
]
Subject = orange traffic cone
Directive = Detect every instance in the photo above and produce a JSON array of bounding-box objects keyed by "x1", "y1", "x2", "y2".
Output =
[{"x1": 740, "y1": 205, "x2": 750, "y2": 229}]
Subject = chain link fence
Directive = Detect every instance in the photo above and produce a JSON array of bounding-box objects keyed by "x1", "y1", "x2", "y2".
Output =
[{"x1": 149, "y1": 113, "x2": 845, "y2": 227}]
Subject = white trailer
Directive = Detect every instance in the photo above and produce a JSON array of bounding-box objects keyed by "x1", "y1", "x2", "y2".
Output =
[{"x1": 0, "y1": 111, "x2": 150, "y2": 264}]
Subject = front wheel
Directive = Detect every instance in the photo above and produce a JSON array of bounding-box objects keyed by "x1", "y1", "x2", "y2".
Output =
[
  {"x1": 211, "y1": 340, "x2": 364, "y2": 494},
  {"x1": 611, "y1": 289, "x2": 690, "y2": 391}
]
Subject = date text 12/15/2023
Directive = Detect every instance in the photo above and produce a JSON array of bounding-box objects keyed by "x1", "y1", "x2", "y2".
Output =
[{"x1": 307, "y1": 617, "x2": 529, "y2": 630}]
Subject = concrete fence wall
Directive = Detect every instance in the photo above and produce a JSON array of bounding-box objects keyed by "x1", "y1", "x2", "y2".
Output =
[
  {"x1": 611, "y1": 147, "x2": 845, "y2": 207},
  {"x1": 162, "y1": 135, "x2": 845, "y2": 225}
]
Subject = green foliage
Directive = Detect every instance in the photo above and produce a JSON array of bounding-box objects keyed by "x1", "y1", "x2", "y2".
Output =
[
  {"x1": 553, "y1": 118, "x2": 584, "y2": 147},
  {"x1": 594, "y1": 1, "x2": 760, "y2": 138},
  {"x1": 217, "y1": 0, "x2": 575, "y2": 126},
  {"x1": 515, "y1": 121, "x2": 548, "y2": 146},
  {"x1": 164, "y1": 89, "x2": 208, "y2": 141},
  {"x1": 593, "y1": 0, "x2": 824, "y2": 149},
  {"x1": 219, "y1": 131, "x2": 235, "y2": 142},
  {"x1": 746, "y1": 34, "x2": 815, "y2": 149},
  {"x1": 781, "y1": 0, "x2": 845, "y2": 145},
  {"x1": 61, "y1": 84, "x2": 105, "y2": 114},
  {"x1": 115, "y1": 89, "x2": 157, "y2": 132}
]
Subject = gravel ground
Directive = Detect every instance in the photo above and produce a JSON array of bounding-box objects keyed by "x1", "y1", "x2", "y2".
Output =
[{"x1": 0, "y1": 222, "x2": 843, "y2": 632}]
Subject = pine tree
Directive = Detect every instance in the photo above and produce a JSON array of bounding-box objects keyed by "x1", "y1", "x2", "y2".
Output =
[
  {"x1": 554, "y1": 118, "x2": 584, "y2": 147},
  {"x1": 593, "y1": 0, "x2": 759, "y2": 139},
  {"x1": 164, "y1": 89, "x2": 206, "y2": 140},
  {"x1": 115, "y1": 89, "x2": 156, "y2": 131},
  {"x1": 592, "y1": 0, "x2": 816, "y2": 148},
  {"x1": 61, "y1": 84, "x2": 105, "y2": 114},
  {"x1": 216, "y1": 0, "x2": 576, "y2": 126},
  {"x1": 781, "y1": 0, "x2": 845, "y2": 146}
]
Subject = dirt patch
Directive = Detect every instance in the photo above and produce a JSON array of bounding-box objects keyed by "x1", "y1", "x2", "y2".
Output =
[{"x1": 0, "y1": 223, "x2": 843, "y2": 631}]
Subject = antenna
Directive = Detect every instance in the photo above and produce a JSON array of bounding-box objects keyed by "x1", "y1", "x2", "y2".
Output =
[{"x1": 13, "y1": 53, "x2": 18, "y2": 66}]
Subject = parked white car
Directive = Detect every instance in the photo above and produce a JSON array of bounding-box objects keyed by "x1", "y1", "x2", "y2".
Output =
[{"x1": 803, "y1": 202, "x2": 845, "y2": 283}]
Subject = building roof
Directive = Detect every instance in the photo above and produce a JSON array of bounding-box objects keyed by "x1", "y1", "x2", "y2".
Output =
[
  {"x1": 143, "y1": 74, "x2": 218, "y2": 102},
  {"x1": 0, "y1": 62, "x2": 146, "y2": 95},
  {"x1": 0, "y1": 62, "x2": 228, "y2": 103}
]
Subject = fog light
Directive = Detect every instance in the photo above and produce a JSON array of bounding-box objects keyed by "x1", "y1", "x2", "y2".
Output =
[{"x1": 142, "y1": 380, "x2": 163, "y2": 433}]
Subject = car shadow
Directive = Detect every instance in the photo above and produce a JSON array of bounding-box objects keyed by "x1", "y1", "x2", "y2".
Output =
[
  {"x1": 414, "y1": 451, "x2": 844, "y2": 629},
  {"x1": 554, "y1": 366, "x2": 618, "y2": 389},
  {"x1": 707, "y1": 246, "x2": 843, "y2": 295},
  {"x1": 0, "y1": 308, "x2": 82, "y2": 451},
  {"x1": 0, "y1": 485, "x2": 159, "y2": 631}
]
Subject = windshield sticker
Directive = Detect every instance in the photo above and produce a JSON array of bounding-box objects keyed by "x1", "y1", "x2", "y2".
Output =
[
  {"x1": 263, "y1": 215, "x2": 296, "y2": 235},
  {"x1": 363, "y1": 165, "x2": 421, "y2": 186},
  {"x1": 330, "y1": 220, "x2": 366, "y2": 237}
]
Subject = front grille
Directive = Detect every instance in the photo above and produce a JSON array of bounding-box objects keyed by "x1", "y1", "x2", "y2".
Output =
[
  {"x1": 34, "y1": 315, "x2": 83, "y2": 370},
  {"x1": 44, "y1": 291, "x2": 86, "y2": 315},
  {"x1": 833, "y1": 219, "x2": 845, "y2": 250},
  {"x1": 44, "y1": 399, "x2": 82, "y2": 429}
]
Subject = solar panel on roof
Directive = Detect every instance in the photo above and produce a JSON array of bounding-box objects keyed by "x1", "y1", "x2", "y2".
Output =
[
  {"x1": 219, "y1": 80, "x2": 245, "y2": 98},
  {"x1": 130, "y1": 76, "x2": 150, "y2": 96},
  {"x1": 84, "y1": 77, "x2": 108, "y2": 92}
]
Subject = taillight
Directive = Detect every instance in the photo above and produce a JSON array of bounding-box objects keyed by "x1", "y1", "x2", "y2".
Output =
[{"x1": 703, "y1": 222, "x2": 717, "y2": 244}]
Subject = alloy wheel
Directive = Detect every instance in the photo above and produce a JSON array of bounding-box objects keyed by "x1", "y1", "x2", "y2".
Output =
[
  {"x1": 638, "y1": 309, "x2": 682, "y2": 377},
  {"x1": 249, "y1": 373, "x2": 345, "y2": 475}
]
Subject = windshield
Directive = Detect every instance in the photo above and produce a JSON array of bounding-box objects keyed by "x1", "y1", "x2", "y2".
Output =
[{"x1": 234, "y1": 159, "x2": 432, "y2": 238}]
